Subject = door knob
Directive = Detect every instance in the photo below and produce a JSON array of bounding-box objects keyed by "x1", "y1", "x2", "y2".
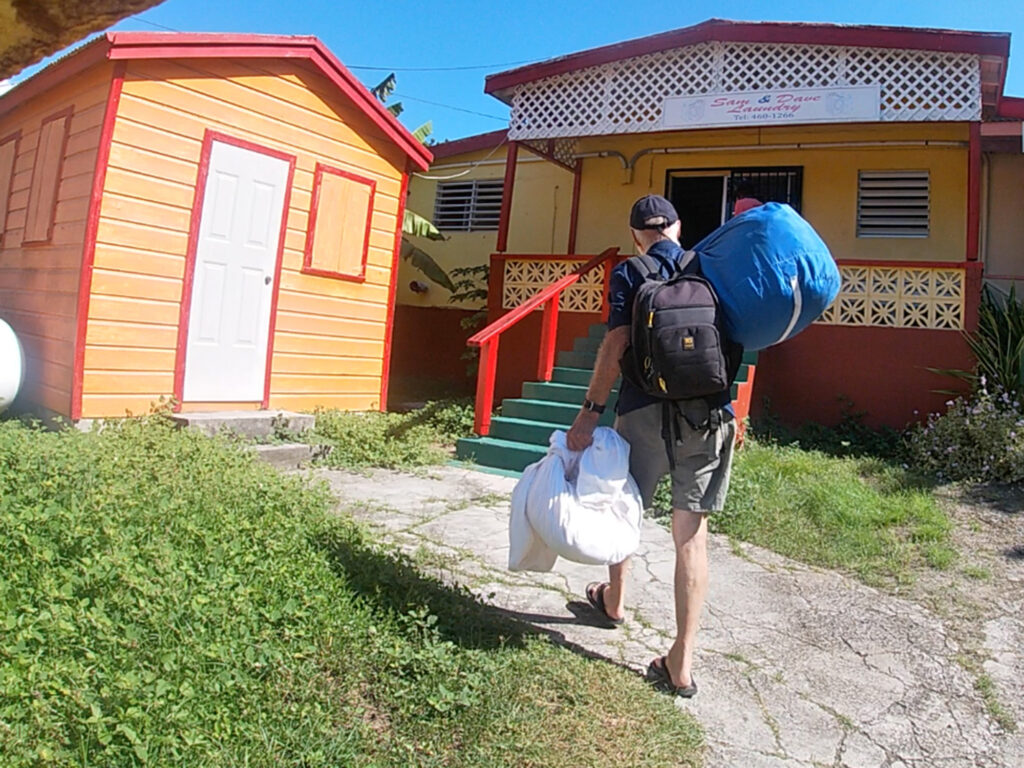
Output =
[{"x1": 265, "y1": 276, "x2": 272, "y2": 285}]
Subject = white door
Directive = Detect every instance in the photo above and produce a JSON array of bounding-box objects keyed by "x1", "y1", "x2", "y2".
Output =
[{"x1": 183, "y1": 140, "x2": 290, "y2": 402}]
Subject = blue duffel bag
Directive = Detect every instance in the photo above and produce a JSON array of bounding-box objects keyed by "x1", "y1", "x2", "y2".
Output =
[{"x1": 694, "y1": 202, "x2": 840, "y2": 352}]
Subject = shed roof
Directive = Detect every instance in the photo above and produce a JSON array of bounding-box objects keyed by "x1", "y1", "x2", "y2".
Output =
[{"x1": 0, "y1": 32, "x2": 432, "y2": 171}]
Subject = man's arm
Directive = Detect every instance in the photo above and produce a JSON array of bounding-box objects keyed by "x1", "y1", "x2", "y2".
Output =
[{"x1": 565, "y1": 325, "x2": 629, "y2": 451}]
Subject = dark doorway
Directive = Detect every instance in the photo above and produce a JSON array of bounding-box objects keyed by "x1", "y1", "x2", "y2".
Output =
[{"x1": 667, "y1": 175, "x2": 725, "y2": 248}]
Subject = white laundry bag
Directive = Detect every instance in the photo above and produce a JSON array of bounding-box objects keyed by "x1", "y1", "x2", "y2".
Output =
[{"x1": 508, "y1": 427, "x2": 643, "y2": 571}]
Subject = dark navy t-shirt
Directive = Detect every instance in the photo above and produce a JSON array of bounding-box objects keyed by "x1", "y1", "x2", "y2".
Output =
[{"x1": 607, "y1": 240, "x2": 734, "y2": 417}]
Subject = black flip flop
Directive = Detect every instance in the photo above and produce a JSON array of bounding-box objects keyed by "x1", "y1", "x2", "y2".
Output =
[
  {"x1": 647, "y1": 656, "x2": 698, "y2": 698},
  {"x1": 585, "y1": 581, "x2": 624, "y2": 626}
]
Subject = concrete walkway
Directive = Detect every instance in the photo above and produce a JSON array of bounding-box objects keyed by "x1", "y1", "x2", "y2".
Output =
[{"x1": 317, "y1": 465, "x2": 1023, "y2": 768}]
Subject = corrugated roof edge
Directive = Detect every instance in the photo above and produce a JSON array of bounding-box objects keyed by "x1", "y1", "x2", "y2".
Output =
[{"x1": 430, "y1": 129, "x2": 507, "y2": 160}]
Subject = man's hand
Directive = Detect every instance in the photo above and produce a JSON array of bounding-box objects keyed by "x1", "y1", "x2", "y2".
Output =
[
  {"x1": 565, "y1": 326, "x2": 627, "y2": 453},
  {"x1": 566, "y1": 409, "x2": 600, "y2": 452}
]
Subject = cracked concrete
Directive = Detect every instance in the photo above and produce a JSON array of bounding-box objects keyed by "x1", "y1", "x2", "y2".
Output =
[{"x1": 317, "y1": 465, "x2": 1022, "y2": 768}]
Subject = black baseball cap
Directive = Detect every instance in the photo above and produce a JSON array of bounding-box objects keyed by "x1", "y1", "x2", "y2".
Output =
[{"x1": 629, "y1": 194, "x2": 679, "y2": 230}]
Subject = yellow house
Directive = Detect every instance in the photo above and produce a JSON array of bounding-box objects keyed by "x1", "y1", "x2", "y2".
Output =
[{"x1": 401, "y1": 19, "x2": 1024, "y2": 438}]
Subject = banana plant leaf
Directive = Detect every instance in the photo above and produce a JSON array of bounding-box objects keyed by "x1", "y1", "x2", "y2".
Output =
[
  {"x1": 403, "y1": 209, "x2": 445, "y2": 241},
  {"x1": 412, "y1": 120, "x2": 433, "y2": 144},
  {"x1": 371, "y1": 73, "x2": 397, "y2": 102},
  {"x1": 401, "y1": 238, "x2": 455, "y2": 292}
]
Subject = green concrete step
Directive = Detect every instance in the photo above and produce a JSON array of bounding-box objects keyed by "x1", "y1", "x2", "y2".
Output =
[
  {"x1": 502, "y1": 398, "x2": 615, "y2": 427},
  {"x1": 572, "y1": 335, "x2": 602, "y2": 356},
  {"x1": 521, "y1": 381, "x2": 619, "y2": 406},
  {"x1": 455, "y1": 436, "x2": 546, "y2": 472},
  {"x1": 556, "y1": 350, "x2": 596, "y2": 369},
  {"x1": 489, "y1": 416, "x2": 565, "y2": 445},
  {"x1": 466, "y1": 337, "x2": 758, "y2": 475},
  {"x1": 551, "y1": 366, "x2": 593, "y2": 386}
]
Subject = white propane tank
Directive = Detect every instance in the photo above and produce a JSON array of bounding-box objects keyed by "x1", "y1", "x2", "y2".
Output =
[{"x1": 0, "y1": 318, "x2": 24, "y2": 414}]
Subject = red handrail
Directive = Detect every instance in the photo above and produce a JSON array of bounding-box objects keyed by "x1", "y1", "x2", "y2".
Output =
[{"x1": 468, "y1": 246, "x2": 620, "y2": 435}]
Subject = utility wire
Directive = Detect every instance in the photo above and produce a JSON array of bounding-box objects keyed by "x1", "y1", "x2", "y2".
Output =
[
  {"x1": 132, "y1": 14, "x2": 536, "y2": 72},
  {"x1": 393, "y1": 93, "x2": 506, "y2": 121},
  {"x1": 126, "y1": 15, "x2": 510, "y2": 140},
  {"x1": 348, "y1": 59, "x2": 536, "y2": 72},
  {"x1": 131, "y1": 16, "x2": 181, "y2": 32}
]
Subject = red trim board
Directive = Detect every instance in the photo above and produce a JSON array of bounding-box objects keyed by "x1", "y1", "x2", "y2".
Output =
[
  {"x1": 0, "y1": 32, "x2": 432, "y2": 172},
  {"x1": 967, "y1": 122, "x2": 981, "y2": 262},
  {"x1": 496, "y1": 141, "x2": 518, "y2": 253},
  {"x1": 301, "y1": 163, "x2": 376, "y2": 283},
  {"x1": 567, "y1": 163, "x2": 582, "y2": 254},
  {"x1": 21, "y1": 105, "x2": 74, "y2": 245},
  {"x1": 71, "y1": 62, "x2": 125, "y2": 421},
  {"x1": 172, "y1": 129, "x2": 297, "y2": 412},
  {"x1": 379, "y1": 170, "x2": 410, "y2": 411}
]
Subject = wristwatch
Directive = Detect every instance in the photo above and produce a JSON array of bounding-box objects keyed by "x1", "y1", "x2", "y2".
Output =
[{"x1": 581, "y1": 398, "x2": 606, "y2": 414}]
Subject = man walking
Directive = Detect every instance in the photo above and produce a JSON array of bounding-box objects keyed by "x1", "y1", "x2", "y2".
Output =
[{"x1": 566, "y1": 194, "x2": 737, "y2": 698}]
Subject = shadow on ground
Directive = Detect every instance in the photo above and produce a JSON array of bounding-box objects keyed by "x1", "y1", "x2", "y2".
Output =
[
  {"x1": 312, "y1": 525, "x2": 632, "y2": 666},
  {"x1": 963, "y1": 483, "x2": 1024, "y2": 516}
]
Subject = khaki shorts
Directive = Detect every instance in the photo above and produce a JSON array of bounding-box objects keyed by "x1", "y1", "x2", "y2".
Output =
[{"x1": 615, "y1": 402, "x2": 736, "y2": 512}]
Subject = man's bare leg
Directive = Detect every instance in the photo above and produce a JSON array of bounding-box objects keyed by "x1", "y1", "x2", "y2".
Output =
[
  {"x1": 661, "y1": 509, "x2": 708, "y2": 687},
  {"x1": 600, "y1": 557, "x2": 629, "y2": 621}
]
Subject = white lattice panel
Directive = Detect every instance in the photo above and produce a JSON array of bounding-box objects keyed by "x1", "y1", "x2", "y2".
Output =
[
  {"x1": 816, "y1": 265, "x2": 964, "y2": 329},
  {"x1": 502, "y1": 259, "x2": 604, "y2": 313},
  {"x1": 507, "y1": 42, "x2": 980, "y2": 139}
]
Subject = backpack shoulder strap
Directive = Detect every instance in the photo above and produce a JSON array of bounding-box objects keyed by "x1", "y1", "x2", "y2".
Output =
[
  {"x1": 677, "y1": 249, "x2": 699, "y2": 275},
  {"x1": 630, "y1": 248, "x2": 700, "y2": 279},
  {"x1": 627, "y1": 253, "x2": 661, "y2": 278}
]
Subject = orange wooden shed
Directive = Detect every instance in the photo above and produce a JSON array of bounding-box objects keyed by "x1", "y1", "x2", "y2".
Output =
[{"x1": 0, "y1": 32, "x2": 432, "y2": 421}]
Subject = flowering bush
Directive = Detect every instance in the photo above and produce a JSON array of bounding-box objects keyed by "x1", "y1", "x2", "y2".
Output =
[{"x1": 907, "y1": 383, "x2": 1024, "y2": 483}]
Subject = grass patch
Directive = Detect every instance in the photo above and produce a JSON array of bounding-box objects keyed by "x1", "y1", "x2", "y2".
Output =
[
  {"x1": 0, "y1": 417, "x2": 701, "y2": 767},
  {"x1": 656, "y1": 439, "x2": 955, "y2": 587},
  {"x1": 961, "y1": 564, "x2": 993, "y2": 581},
  {"x1": 310, "y1": 399, "x2": 474, "y2": 470},
  {"x1": 974, "y1": 675, "x2": 1018, "y2": 733}
]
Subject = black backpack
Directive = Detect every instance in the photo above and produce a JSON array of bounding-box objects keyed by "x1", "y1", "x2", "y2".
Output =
[{"x1": 620, "y1": 250, "x2": 739, "y2": 401}]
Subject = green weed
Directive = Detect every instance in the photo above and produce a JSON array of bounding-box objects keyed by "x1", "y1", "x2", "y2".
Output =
[
  {"x1": 656, "y1": 438, "x2": 954, "y2": 587},
  {"x1": 0, "y1": 417, "x2": 703, "y2": 767},
  {"x1": 310, "y1": 399, "x2": 474, "y2": 470}
]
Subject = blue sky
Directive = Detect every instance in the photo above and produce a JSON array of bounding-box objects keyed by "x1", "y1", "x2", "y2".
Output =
[{"x1": 6, "y1": 0, "x2": 1024, "y2": 142}]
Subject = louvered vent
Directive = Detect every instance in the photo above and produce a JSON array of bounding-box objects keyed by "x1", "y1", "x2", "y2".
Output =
[
  {"x1": 433, "y1": 180, "x2": 504, "y2": 232},
  {"x1": 857, "y1": 171, "x2": 930, "y2": 238}
]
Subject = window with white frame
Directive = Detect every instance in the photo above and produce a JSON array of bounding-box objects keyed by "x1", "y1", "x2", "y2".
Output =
[
  {"x1": 433, "y1": 179, "x2": 503, "y2": 231},
  {"x1": 857, "y1": 171, "x2": 930, "y2": 238}
]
